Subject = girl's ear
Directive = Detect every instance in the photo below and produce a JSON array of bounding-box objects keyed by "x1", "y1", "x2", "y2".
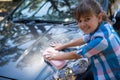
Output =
[{"x1": 98, "y1": 12, "x2": 103, "y2": 22}]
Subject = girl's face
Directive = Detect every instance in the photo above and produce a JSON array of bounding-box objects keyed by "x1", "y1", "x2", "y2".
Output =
[{"x1": 77, "y1": 13, "x2": 102, "y2": 34}]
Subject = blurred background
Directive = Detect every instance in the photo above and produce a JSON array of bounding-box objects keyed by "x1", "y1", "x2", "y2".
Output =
[{"x1": 0, "y1": 0, "x2": 22, "y2": 21}]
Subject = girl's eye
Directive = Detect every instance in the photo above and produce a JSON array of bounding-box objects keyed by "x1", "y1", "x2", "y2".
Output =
[
  {"x1": 77, "y1": 20, "x2": 82, "y2": 23},
  {"x1": 85, "y1": 17, "x2": 90, "y2": 22},
  {"x1": 79, "y1": 20, "x2": 82, "y2": 23}
]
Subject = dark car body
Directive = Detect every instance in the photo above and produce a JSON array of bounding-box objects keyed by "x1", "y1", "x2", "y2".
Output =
[
  {"x1": 0, "y1": 0, "x2": 114, "y2": 80},
  {"x1": 0, "y1": 0, "x2": 88, "y2": 80}
]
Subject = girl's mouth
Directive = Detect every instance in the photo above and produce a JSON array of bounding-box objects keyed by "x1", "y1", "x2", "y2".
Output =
[{"x1": 83, "y1": 26, "x2": 90, "y2": 32}]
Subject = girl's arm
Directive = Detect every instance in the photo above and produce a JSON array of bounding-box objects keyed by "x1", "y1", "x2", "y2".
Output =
[
  {"x1": 45, "y1": 51, "x2": 82, "y2": 60},
  {"x1": 52, "y1": 37, "x2": 85, "y2": 50}
]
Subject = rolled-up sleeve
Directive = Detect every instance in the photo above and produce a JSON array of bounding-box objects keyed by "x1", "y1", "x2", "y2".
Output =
[{"x1": 77, "y1": 36, "x2": 108, "y2": 58}]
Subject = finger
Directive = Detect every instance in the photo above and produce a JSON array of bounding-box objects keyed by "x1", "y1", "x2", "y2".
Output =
[
  {"x1": 44, "y1": 54, "x2": 51, "y2": 60},
  {"x1": 50, "y1": 42, "x2": 56, "y2": 47},
  {"x1": 50, "y1": 41, "x2": 59, "y2": 46}
]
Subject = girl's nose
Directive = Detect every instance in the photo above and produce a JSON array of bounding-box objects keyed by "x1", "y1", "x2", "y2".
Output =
[{"x1": 78, "y1": 22, "x2": 86, "y2": 29}]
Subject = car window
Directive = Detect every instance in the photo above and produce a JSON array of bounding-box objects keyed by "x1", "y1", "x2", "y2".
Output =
[{"x1": 12, "y1": 0, "x2": 80, "y2": 22}]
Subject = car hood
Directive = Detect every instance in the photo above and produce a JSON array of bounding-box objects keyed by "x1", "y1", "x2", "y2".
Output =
[{"x1": 0, "y1": 19, "x2": 83, "y2": 80}]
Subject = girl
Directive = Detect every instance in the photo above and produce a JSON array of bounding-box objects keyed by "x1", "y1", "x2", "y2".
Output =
[{"x1": 44, "y1": 0, "x2": 120, "y2": 80}]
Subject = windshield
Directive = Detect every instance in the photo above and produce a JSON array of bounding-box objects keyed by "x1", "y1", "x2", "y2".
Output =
[{"x1": 12, "y1": 0, "x2": 79, "y2": 23}]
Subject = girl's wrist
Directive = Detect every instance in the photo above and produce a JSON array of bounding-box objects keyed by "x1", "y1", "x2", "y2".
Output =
[
  {"x1": 62, "y1": 44, "x2": 68, "y2": 49},
  {"x1": 53, "y1": 51, "x2": 64, "y2": 60}
]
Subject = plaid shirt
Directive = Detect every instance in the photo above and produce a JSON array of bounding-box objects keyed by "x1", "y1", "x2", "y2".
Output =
[{"x1": 77, "y1": 21, "x2": 120, "y2": 80}]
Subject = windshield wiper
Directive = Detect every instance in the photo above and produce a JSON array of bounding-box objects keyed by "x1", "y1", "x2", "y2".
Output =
[
  {"x1": 0, "y1": 76, "x2": 16, "y2": 80},
  {"x1": 12, "y1": 18, "x2": 73, "y2": 24}
]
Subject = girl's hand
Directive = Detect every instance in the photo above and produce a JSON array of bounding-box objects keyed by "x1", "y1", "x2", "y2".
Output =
[
  {"x1": 43, "y1": 47, "x2": 58, "y2": 60},
  {"x1": 50, "y1": 42, "x2": 64, "y2": 50},
  {"x1": 44, "y1": 51, "x2": 57, "y2": 60}
]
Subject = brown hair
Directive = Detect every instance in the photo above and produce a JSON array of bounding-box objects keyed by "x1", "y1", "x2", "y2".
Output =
[{"x1": 74, "y1": 0, "x2": 111, "y2": 22}]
